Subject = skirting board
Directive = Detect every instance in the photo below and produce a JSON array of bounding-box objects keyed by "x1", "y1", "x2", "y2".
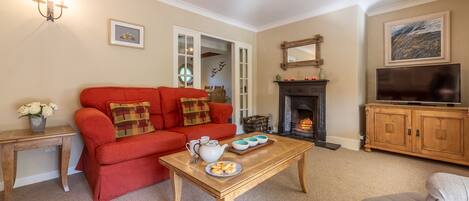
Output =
[
  {"x1": 0, "y1": 167, "x2": 81, "y2": 191},
  {"x1": 326, "y1": 136, "x2": 361, "y2": 151}
]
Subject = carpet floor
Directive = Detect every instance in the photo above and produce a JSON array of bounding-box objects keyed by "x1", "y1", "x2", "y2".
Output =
[{"x1": 6, "y1": 148, "x2": 469, "y2": 201}]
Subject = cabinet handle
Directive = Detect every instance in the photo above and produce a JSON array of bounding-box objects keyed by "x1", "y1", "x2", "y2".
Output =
[
  {"x1": 416, "y1": 129, "x2": 420, "y2": 137},
  {"x1": 407, "y1": 129, "x2": 412, "y2": 136}
]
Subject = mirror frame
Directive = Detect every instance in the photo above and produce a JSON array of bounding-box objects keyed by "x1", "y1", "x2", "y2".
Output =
[{"x1": 280, "y1": 34, "x2": 324, "y2": 70}]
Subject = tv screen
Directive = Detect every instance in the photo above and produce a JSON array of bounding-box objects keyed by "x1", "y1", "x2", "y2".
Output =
[{"x1": 376, "y1": 64, "x2": 461, "y2": 104}]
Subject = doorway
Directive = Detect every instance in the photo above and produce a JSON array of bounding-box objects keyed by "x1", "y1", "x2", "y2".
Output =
[
  {"x1": 201, "y1": 36, "x2": 233, "y2": 105},
  {"x1": 173, "y1": 26, "x2": 253, "y2": 132}
]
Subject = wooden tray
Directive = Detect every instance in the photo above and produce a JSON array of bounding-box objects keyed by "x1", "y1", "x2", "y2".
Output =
[{"x1": 228, "y1": 139, "x2": 275, "y2": 155}]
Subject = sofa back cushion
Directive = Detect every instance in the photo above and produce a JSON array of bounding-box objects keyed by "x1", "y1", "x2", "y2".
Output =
[
  {"x1": 158, "y1": 87, "x2": 208, "y2": 128},
  {"x1": 80, "y1": 87, "x2": 164, "y2": 130}
]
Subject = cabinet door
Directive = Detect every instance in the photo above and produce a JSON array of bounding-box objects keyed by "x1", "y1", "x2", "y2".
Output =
[
  {"x1": 414, "y1": 110, "x2": 469, "y2": 161},
  {"x1": 369, "y1": 107, "x2": 412, "y2": 152}
]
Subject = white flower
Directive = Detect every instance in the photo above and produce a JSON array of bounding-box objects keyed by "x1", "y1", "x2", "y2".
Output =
[
  {"x1": 49, "y1": 103, "x2": 59, "y2": 111},
  {"x1": 29, "y1": 104, "x2": 41, "y2": 115},
  {"x1": 17, "y1": 106, "x2": 30, "y2": 116},
  {"x1": 30, "y1": 102, "x2": 41, "y2": 107},
  {"x1": 41, "y1": 106, "x2": 54, "y2": 118}
]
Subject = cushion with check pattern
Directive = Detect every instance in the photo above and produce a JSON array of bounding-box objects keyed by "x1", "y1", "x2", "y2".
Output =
[
  {"x1": 109, "y1": 101, "x2": 155, "y2": 138},
  {"x1": 180, "y1": 97, "x2": 211, "y2": 126}
]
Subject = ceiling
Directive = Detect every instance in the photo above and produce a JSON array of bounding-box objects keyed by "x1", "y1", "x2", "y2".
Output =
[{"x1": 159, "y1": 0, "x2": 436, "y2": 32}]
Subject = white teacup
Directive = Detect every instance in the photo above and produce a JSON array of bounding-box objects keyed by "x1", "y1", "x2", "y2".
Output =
[{"x1": 186, "y1": 140, "x2": 201, "y2": 156}]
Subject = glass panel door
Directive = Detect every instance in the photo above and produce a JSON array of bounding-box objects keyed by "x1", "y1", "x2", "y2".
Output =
[
  {"x1": 239, "y1": 48, "x2": 248, "y2": 120},
  {"x1": 234, "y1": 43, "x2": 253, "y2": 133},
  {"x1": 173, "y1": 27, "x2": 200, "y2": 88}
]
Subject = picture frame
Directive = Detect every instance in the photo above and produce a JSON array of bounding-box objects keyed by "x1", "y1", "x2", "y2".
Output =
[
  {"x1": 384, "y1": 11, "x2": 450, "y2": 66},
  {"x1": 109, "y1": 19, "x2": 144, "y2": 49}
]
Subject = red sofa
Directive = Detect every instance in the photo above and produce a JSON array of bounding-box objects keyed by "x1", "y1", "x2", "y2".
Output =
[{"x1": 75, "y1": 87, "x2": 236, "y2": 201}]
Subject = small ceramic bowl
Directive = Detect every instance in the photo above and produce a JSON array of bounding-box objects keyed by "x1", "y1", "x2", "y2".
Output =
[
  {"x1": 255, "y1": 135, "x2": 269, "y2": 144},
  {"x1": 244, "y1": 137, "x2": 259, "y2": 147},
  {"x1": 232, "y1": 140, "x2": 249, "y2": 151}
]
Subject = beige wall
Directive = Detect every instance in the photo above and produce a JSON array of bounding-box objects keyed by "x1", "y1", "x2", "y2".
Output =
[
  {"x1": 367, "y1": 0, "x2": 469, "y2": 105},
  {"x1": 0, "y1": 0, "x2": 256, "y2": 182},
  {"x1": 256, "y1": 6, "x2": 366, "y2": 144}
]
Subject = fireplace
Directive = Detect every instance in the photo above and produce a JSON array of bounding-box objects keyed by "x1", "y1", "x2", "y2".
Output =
[
  {"x1": 276, "y1": 80, "x2": 340, "y2": 150},
  {"x1": 285, "y1": 96, "x2": 317, "y2": 138}
]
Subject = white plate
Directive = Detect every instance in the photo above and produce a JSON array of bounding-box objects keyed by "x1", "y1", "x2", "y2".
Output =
[{"x1": 205, "y1": 161, "x2": 242, "y2": 178}]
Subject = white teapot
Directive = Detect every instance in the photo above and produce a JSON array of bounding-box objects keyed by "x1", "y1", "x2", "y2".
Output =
[{"x1": 198, "y1": 140, "x2": 228, "y2": 163}]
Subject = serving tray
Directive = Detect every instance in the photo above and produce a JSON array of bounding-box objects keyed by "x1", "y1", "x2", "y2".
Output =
[{"x1": 228, "y1": 139, "x2": 275, "y2": 155}]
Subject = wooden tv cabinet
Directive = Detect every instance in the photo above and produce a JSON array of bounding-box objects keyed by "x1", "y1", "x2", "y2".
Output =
[{"x1": 365, "y1": 103, "x2": 469, "y2": 166}]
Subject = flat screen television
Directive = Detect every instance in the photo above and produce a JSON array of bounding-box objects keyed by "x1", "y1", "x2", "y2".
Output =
[{"x1": 376, "y1": 64, "x2": 461, "y2": 104}]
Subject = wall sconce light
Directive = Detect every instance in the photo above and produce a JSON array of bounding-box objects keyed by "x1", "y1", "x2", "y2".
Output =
[{"x1": 33, "y1": 0, "x2": 68, "y2": 22}]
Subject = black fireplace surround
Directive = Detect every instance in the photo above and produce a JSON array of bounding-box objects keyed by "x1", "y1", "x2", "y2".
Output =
[{"x1": 276, "y1": 80, "x2": 340, "y2": 149}]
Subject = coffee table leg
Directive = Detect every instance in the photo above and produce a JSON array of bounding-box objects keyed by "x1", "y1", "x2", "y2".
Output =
[
  {"x1": 170, "y1": 170, "x2": 182, "y2": 201},
  {"x1": 217, "y1": 195, "x2": 235, "y2": 201},
  {"x1": 298, "y1": 152, "x2": 307, "y2": 193}
]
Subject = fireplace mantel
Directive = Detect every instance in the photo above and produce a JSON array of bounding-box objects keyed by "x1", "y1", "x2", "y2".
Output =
[
  {"x1": 275, "y1": 79, "x2": 340, "y2": 150},
  {"x1": 274, "y1": 80, "x2": 329, "y2": 84}
]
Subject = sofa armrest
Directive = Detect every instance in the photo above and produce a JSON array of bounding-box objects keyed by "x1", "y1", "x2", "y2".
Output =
[
  {"x1": 75, "y1": 108, "x2": 116, "y2": 156},
  {"x1": 209, "y1": 102, "x2": 233, "y2": 123},
  {"x1": 426, "y1": 172, "x2": 469, "y2": 201}
]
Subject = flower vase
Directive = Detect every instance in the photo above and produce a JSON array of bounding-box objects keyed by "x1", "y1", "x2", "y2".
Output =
[
  {"x1": 29, "y1": 116, "x2": 46, "y2": 133},
  {"x1": 318, "y1": 68, "x2": 326, "y2": 80}
]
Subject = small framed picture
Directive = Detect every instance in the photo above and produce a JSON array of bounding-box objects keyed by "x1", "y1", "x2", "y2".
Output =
[{"x1": 109, "y1": 19, "x2": 144, "y2": 49}]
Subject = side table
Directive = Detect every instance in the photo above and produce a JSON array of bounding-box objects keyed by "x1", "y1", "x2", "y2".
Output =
[{"x1": 0, "y1": 125, "x2": 77, "y2": 201}]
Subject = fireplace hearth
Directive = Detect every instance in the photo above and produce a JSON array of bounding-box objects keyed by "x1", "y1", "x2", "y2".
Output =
[{"x1": 275, "y1": 80, "x2": 340, "y2": 150}]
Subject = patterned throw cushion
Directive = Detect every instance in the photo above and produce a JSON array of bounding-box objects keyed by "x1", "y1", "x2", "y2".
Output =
[
  {"x1": 109, "y1": 101, "x2": 155, "y2": 138},
  {"x1": 180, "y1": 97, "x2": 211, "y2": 126}
]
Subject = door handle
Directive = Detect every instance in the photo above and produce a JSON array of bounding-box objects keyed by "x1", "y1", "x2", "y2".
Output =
[
  {"x1": 407, "y1": 129, "x2": 412, "y2": 136},
  {"x1": 416, "y1": 129, "x2": 420, "y2": 137}
]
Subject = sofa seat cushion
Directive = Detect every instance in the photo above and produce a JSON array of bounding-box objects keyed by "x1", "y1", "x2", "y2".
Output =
[
  {"x1": 168, "y1": 123, "x2": 236, "y2": 141},
  {"x1": 96, "y1": 131, "x2": 186, "y2": 165}
]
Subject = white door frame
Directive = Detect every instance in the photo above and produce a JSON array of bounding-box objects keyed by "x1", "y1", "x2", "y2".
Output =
[{"x1": 234, "y1": 42, "x2": 253, "y2": 133}]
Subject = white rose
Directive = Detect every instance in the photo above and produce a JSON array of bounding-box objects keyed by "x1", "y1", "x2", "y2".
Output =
[
  {"x1": 17, "y1": 106, "x2": 30, "y2": 116},
  {"x1": 49, "y1": 103, "x2": 59, "y2": 111},
  {"x1": 41, "y1": 106, "x2": 54, "y2": 118},
  {"x1": 30, "y1": 102, "x2": 41, "y2": 107},
  {"x1": 29, "y1": 104, "x2": 41, "y2": 115}
]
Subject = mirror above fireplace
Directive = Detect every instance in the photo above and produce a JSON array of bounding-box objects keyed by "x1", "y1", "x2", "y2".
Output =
[
  {"x1": 287, "y1": 44, "x2": 316, "y2": 62},
  {"x1": 281, "y1": 34, "x2": 324, "y2": 70}
]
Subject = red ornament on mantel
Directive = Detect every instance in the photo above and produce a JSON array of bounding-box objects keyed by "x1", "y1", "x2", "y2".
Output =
[{"x1": 284, "y1": 76, "x2": 296, "y2": 81}]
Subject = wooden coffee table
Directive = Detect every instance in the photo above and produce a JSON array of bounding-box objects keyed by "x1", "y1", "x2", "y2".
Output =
[{"x1": 159, "y1": 133, "x2": 313, "y2": 201}]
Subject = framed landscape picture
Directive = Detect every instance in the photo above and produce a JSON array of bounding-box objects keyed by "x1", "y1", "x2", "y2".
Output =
[
  {"x1": 384, "y1": 11, "x2": 450, "y2": 66},
  {"x1": 109, "y1": 19, "x2": 144, "y2": 49}
]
